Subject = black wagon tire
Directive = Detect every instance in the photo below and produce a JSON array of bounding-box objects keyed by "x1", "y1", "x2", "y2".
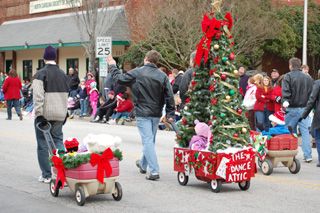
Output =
[
  {"x1": 75, "y1": 185, "x2": 86, "y2": 206},
  {"x1": 261, "y1": 159, "x2": 273, "y2": 175},
  {"x1": 112, "y1": 182, "x2": 123, "y2": 201},
  {"x1": 289, "y1": 158, "x2": 301, "y2": 174},
  {"x1": 210, "y1": 179, "x2": 222, "y2": 193},
  {"x1": 177, "y1": 172, "x2": 189, "y2": 186},
  {"x1": 49, "y1": 179, "x2": 60, "y2": 197},
  {"x1": 238, "y1": 180, "x2": 251, "y2": 191}
]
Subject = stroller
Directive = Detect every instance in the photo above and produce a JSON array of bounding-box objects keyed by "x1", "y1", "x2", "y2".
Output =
[{"x1": 67, "y1": 96, "x2": 80, "y2": 118}]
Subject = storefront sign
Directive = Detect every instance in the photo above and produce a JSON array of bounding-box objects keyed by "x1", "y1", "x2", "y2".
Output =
[
  {"x1": 96, "y1": 37, "x2": 112, "y2": 58},
  {"x1": 30, "y1": 0, "x2": 82, "y2": 14},
  {"x1": 99, "y1": 58, "x2": 108, "y2": 78}
]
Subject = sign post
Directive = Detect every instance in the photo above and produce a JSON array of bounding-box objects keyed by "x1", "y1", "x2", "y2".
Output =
[{"x1": 96, "y1": 37, "x2": 112, "y2": 97}]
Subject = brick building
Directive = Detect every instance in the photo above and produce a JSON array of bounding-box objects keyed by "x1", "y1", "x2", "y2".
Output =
[{"x1": 0, "y1": 0, "x2": 129, "y2": 80}]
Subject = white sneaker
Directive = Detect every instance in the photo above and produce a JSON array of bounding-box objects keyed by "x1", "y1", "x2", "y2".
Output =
[
  {"x1": 107, "y1": 119, "x2": 116, "y2": 125},
  {"x1": 38, "y1": 176, "x2": 45, "y2": 182},
  {"x1": 305, "y1": 158, "x2": 312, "y2": 163},
  {"x1": 43, "y1": 178, "x2": 51, "y2": 184}
]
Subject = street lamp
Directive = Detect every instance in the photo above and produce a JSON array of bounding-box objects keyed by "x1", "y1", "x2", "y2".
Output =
[{"x1": 302, "y1": 0, "x2": 308, "y2": 65}]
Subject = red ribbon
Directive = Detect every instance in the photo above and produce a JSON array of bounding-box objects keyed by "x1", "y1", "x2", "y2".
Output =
[
  {"x1": 90, "y1": 148, "x2": 114, "y2": 184},
  {"x1": 51, "y1": 155, "x2": 66, "y2": 189},
  {"x1": 194, "y1": 12, "x2": 233, "y2": 67}
]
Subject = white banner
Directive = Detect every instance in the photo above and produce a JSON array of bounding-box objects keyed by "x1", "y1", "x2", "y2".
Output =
[
  {"x1": 30, "y1": 0, "x2": 82, "y2": 14},
  {"x1": 99, "y1": 58, "x2": 108, "y2": 78}
]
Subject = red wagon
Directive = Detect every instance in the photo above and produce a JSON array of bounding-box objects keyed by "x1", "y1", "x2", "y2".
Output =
[{"x1": 174, "y1": 147, "x2": 256, "y2": 193}]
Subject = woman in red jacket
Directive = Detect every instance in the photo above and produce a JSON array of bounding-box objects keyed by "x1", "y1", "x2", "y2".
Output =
[
  {"x1": 254, "y1": 76, "x2": 274, "y2": 131},
  {"x1": 108, "y1": 92, "x2": 134, "y2": 125},
  {"x1": 2, "y1": 69, "x2": 22, "y2": 120},
  {"x1": 271, "y1": 75, "x2": 284, "y2": 112}
]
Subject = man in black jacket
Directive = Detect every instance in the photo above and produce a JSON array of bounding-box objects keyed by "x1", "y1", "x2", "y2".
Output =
[
  {"x1": 282, "y1": 57, "x2": 313, "y2": 163},
  {"x1": 107, "y1": 50, "x2": 175, "y2": 180},
  {"x1": 33, "y1": 46, "x2": 69, "y2": 183},
  {"x1": 172, "y1": 69, "x2": 184, "y2": 94}
]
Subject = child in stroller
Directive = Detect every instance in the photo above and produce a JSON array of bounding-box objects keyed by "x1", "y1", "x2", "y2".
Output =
[{"x1": 67, "y1": 96, "x2": 80, "y2": 119}]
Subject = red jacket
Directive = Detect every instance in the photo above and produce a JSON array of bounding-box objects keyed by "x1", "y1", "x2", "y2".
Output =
[
  {"x1": 271, "y1": 85, "x2": 282, "y2": 112},
  {"x1": 2, "y1": 77, "x2": 22, "y2": 100},
  {"x1": 116, "y1": 99, "x2": 134, "y2": 112},
  {"x1": 254, "y1": 87, "x2": 274, "y2": 111}
]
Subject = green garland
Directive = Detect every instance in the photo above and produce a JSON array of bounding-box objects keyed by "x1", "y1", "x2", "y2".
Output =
[{"x1": 50, "y1": 149, "x2": 123, "y2": 169}]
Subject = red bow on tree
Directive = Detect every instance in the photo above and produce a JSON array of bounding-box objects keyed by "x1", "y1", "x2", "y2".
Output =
[
  {"x1": 195, "y1": 14, "x2": 222, "y2": 66},
  {"x1": 90, "y1": 148, "x2": 114, "y2": 184},
  {"x1": 51, "y1": 155, "x2": 66, "y2": 189}
]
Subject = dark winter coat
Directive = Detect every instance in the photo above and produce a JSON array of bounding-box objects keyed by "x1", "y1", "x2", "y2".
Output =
[
  {"x1": 68, "y1": 74, "x2": 80, "y2": 91},
  {"x1": 172, "y1": 72, "x2": 184, "y2": 94},
  {"x1": 302, "y1": 80, "x2": 320, "y2": 135},
  {"x1": 282, "y1": 70, "x2": 313, "y2": 108},
  {"x1": 179, "y1": 68, "x2": 193, "y2": 103},
  {"x1": 239, "y1": 74, "x2": 249, "y2": 97},
  {"x1": 2, "y1": 76, "x2": 22, "y2": 100},
  {"x1": 78, "y1": 87, "x2": 87, "y2": 99},
  {"x1": 109, "y1": 63, "x2": 175, "y2": 118}
]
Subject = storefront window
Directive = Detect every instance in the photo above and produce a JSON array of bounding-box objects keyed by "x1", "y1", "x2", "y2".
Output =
[
  {"x1": 23, "y1": 60, "x2": 32, "y2": 80},
  {"x1": 38, "y1": 59, "x2": 45, "y2": 70},
  {"x1": 66, "y1": 58, "x2": 79, "y2": 75},
  {"x1": 5, "y1": 60, "x2": 12, "y2": 73}
]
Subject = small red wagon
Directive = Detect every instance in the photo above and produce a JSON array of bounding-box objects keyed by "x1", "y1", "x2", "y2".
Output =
[{"x1": 174, "y1": 147, "x2": 256, "y2": 193}]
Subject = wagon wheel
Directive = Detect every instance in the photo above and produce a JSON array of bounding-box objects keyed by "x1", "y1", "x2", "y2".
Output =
[
  {"x1": 257, "y1": 159, "x2": 262, "y2": 168},
  {"x1": 75, "y1": 185, "x2": 86, "y2": 206},
  {"x1": 210, "y1": 179, "x2": 222, "y2": 193},
  {"x1": 238, "y1": 180, "x2": 250, "y2": 191},
  {"x1": 177, "y1": 172, "x2": 189, "y2": 186},
  {"x1": 112, "y1": 182, "x2": 123, "y2": 201},
  {"x1": 261, "y1": 159, "x2": 273, "y2": 176},
  {"x1": 289, "y1": 158, "x2": 301, "y2": 174},
  {"x1": 49, "y1": 179, "x2": 60, "y2": 197}
]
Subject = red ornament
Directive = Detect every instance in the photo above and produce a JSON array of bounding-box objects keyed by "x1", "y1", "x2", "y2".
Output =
[
  {"x1": 212, "y1": 116, "x2": 217, "y2": 120},
  {"x1": 185, "y1": 97, "x2": 191, "y2": 104},
  {"x1": 207, "y1": 120, "x2": 212, "y2": 126},
  {"x1": 237, "y1": 108, "x2": 243, "y2": 114},
  {"x1": 209, "y1": 85, "x2": 215, "y2": 92},
  {"x1": 233, "y1": 133, "x2": 239, "y2": 138},
  {"x1": 182, "y1": 117, "x2": 187, "y2": 125},
  {"x1": 90, "y1": 148, "x2": 114, "y2": 184},
  {"x1": 214, "y1": 56, "x2": 220, "y2": 64},
  {"x1": 215, "y1": 32, "x2": 222, "y2": 40},
  {"x1": 209, "y1": 68, "x2": 217, "y2": 76},
  {"x1": 191, "y1": 80, "x2": 197, "y2": 87},
  {"x1": 192, "y1": 72, "x2": 196, "y2": 77},
  {"x1": 211, "y1": 98, "x2": 218, "y2": 105},
  {"x1": 229, "y1": 52, "x2": 235, "y2": 60},
  {"x1": 230, "y1": 42, "x2": 235, "y2": 47},
  {"x1": 221, "y1": 74, "x2": 227, "y2": 81}
]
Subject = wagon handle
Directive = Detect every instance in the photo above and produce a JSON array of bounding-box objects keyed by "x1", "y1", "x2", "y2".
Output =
[{"x1": 36, "y1": 122, "x2": 56, "y2": 155}]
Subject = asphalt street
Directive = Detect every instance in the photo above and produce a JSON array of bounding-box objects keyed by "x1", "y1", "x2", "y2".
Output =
[{"x1": 0, "y1": 111, "x2": 320, "y2": 213}]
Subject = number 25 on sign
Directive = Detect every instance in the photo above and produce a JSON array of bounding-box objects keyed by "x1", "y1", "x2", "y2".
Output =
[{"x1": 96, "y1": 37, "x2": 112, "y2": 58}]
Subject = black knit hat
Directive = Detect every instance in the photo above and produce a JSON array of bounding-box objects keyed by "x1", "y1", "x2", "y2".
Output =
[{"x1": 43, "y1": 45, "x2": 57, "y2": 60}]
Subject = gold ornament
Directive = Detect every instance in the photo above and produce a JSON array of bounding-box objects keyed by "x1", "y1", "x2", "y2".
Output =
[
  {"x1": 242, "y1": 128, "x2": 248, "y2": 133},
  {"x1": 214, "y1": 44, "x2": 220, "y2": 50},
  {"x1": 226, "y1": 95, "x2": 231, "y2": 101},
  {"x1": 233, "y1": 70, "x2": 239, "y2": 75}
]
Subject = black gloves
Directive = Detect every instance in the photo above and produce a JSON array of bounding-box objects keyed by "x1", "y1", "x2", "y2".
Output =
[
  {"x1": 275, "y1": 96, "x2": 281, "y2": 103},
  {"x1": 35, "y1": 116, "x2": 47, "y2": 126},
  {"x1": 298, "y1": 117, "x2": 303, "y2": 123}
]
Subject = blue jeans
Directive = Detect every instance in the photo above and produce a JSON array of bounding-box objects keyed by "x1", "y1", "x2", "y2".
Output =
[
  {"x1": 313, "y1": 129, "x2": 320, "y2": 163},
  {"x1": 6, "y1": 99, "x2": 21, "y2": 119},
  {"x1": 34, "y1": 120, "x2": 64, "y2": 178},
  {"x1": 112, "y1": 112, "x2": 130, "y2": 120},
  {"x1": 285, "y1": 107, "x2": 312, "y2": 159},
  {"x1": 255, "y1": 109, "x2": 272, "y2": 132},
  {"x1": 80, "y1": 98, "x2": 88, "y2": 116},
  {"x1": 136, "y1": 117, "x2": 161, "y2": 175}
]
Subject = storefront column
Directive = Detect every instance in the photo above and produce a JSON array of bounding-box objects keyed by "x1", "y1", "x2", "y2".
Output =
[
  {"x1": 12, "y1": 51, "x2": 17, "y2": 70},
  {"x1": 0, "y1": 52, "x2": 4, "y2": 73}
]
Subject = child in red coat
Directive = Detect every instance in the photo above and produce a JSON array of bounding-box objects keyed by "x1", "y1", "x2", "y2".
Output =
[
  {"x1": 270, "y1": 75, "x2": 284, "y2": 112},
  {"x1": 108, "y1": 92, "x2": 133, "y2": 125},
  {"x1": 254, "y1": 76, "x2": 274, "y2": 132}
]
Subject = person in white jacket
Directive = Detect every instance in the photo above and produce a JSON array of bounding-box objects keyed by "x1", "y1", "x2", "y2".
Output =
[{"x1": 242, "y1": 74, "x2": 264, "y2": 130}]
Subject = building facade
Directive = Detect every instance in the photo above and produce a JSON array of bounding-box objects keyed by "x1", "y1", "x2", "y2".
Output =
[{"x1": 0, "y1": 0, "x2": 129, "y2": 80}]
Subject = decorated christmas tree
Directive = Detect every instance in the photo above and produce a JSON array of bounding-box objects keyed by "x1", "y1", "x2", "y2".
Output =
[{"x1": 177, "y1": 0, "x2": 250, "y2": 152}]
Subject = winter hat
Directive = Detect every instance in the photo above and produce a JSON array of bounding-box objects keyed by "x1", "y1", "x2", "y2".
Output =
[
  {"x1": 43, "y1": 45, "x2": 57, "y2": 61},
  {"x1": 90, "y1": 81, "x2": 97, "y2": 88},
  {"x1": 64, "y1": 138, "x2": 79, "y2": 153},
  {"x1": 194, "y1": 120, "x2": 210, "y2": 138},
  {"x1": 87, "y1": 72, "x2": 94, "y2": 78},
  {"x1": 269, "y1": 111, "x2": 285, "y2": 125},
  {"x1": 108, "y1": 90, "x2": 115, "y2": 96}
]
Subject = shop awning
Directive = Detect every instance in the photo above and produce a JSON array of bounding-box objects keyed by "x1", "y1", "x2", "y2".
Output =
[{"x1": 0, "y1": 6, "x2": 130, "y2": 51}]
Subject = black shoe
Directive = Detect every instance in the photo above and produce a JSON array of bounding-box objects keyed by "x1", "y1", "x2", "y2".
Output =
[
  {"x1": 136, "y1": 160, "x2": 146, "y2": 174},
  {"x1": 145, "y1": 174, "x2": 160, "y2": 181},
  {"x1": 6, "y1": 118, "x2": 11, "y2": 120},
  {"x1": 316, "y1": 163, "x2": 320, "y2": 167}
]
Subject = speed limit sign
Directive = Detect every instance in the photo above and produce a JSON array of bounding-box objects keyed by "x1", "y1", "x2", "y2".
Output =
[{"x1": 96, "y1": 37, "x2": 112, "y2": 58}]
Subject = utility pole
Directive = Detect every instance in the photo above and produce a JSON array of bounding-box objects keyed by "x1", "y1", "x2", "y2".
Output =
[{"x1": 302, "y1": 0, "x2": 308, "y2": 65}]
